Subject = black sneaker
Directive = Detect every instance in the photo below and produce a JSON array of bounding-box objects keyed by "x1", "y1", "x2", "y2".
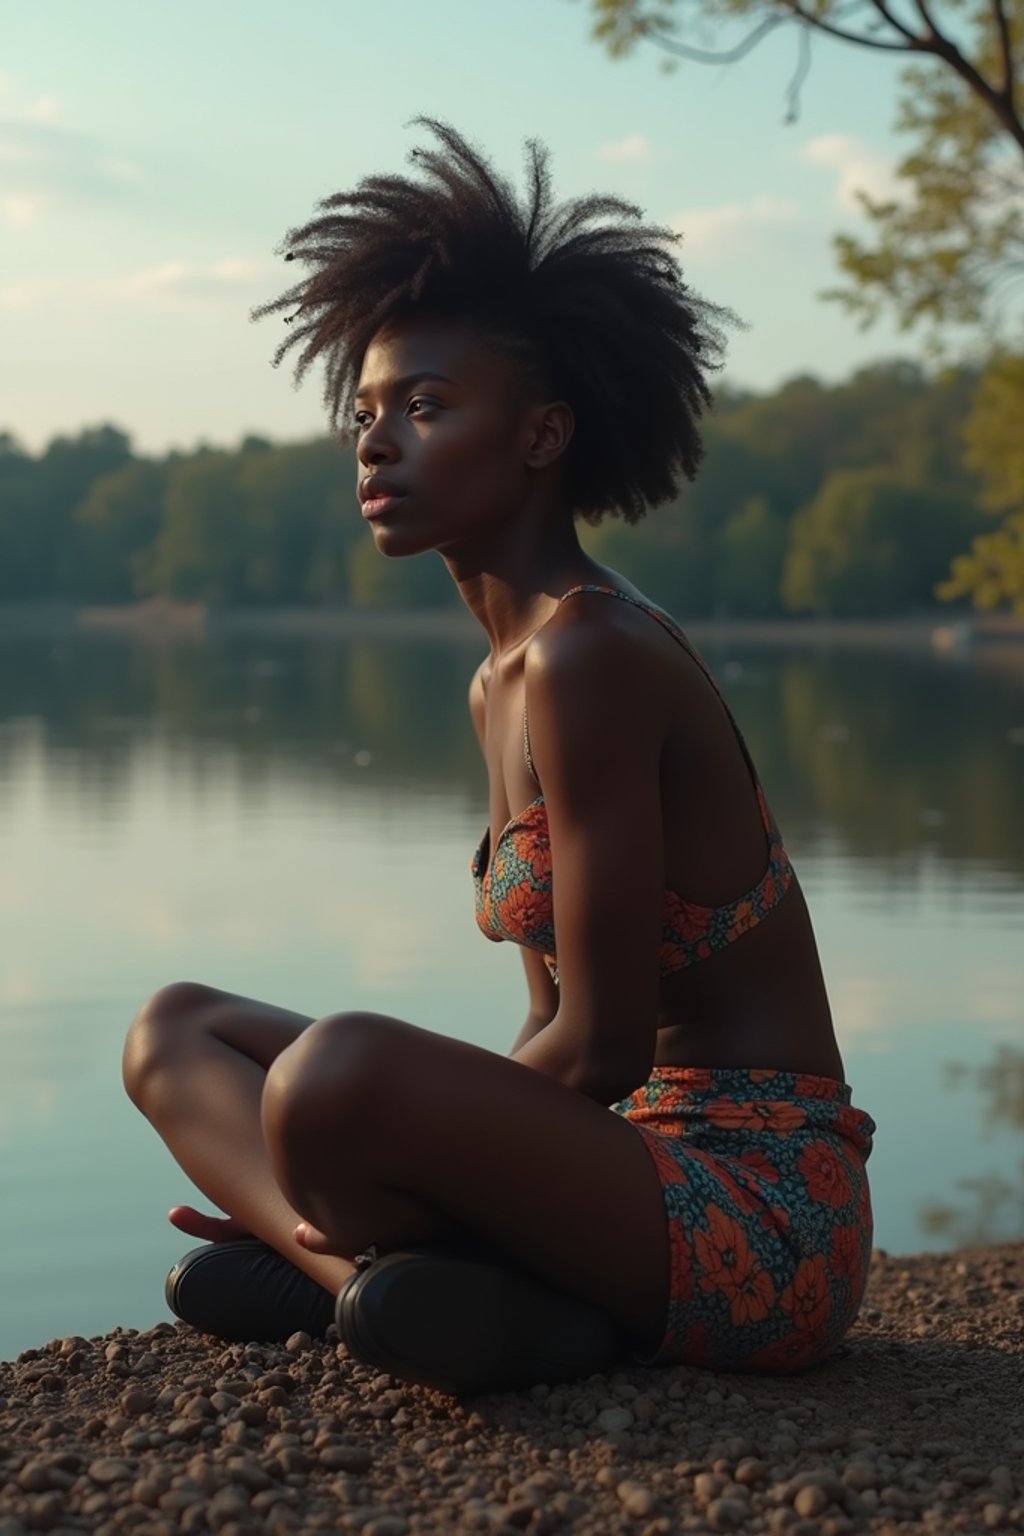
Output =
[
  {"x1": 165, "y1": 1239, "x2": 335, "y2": 1342},
  {"x1": 335, "y1": 1243, "x2": 624, "y2": 1395}
]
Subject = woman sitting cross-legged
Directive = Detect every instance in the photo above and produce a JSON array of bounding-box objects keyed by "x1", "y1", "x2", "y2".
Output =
[{"x1": 122, "y1": 118, "x2": 876, "y2": 1396}]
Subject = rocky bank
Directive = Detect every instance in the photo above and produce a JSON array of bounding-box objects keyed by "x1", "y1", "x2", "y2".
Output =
[{"x1": 1, "y1": 1242, "x2": 1021, "y2": 1536}]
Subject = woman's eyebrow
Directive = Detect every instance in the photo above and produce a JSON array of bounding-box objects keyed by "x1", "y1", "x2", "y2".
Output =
[{"x1": 354, "y1": 371, "x2": 456, "y2": 400}]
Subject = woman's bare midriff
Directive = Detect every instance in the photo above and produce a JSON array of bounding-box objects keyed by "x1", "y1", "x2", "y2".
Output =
[{"x1": 649, "y1": 881, "x2": 847, "y2": 1082}]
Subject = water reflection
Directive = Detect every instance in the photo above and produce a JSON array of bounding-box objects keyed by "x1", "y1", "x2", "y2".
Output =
[
  {"x1": 918, "y1": 1046, "x2": 1024, "y2": 1246},
  {"x1": 3, "y1": 630, "x2": 1024, "y2": 884}
]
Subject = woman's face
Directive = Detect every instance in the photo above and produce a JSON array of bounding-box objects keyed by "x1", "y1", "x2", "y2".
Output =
[{"x1": 353, "y1": 315, "x2": 564, "y2": 558}]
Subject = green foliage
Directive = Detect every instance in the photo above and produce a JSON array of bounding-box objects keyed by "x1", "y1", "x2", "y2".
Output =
[
  {"x1": 0, "y1": 357, "x2": 999, "y2": 616},
  {"x1": 828, "y1": 36, "x2": 1024, "y2": 337},
  {"x1": 938, "y1": 510, "x2": 1024, "y2": 612},
  {"x1": 782, "y1": 468, "x2": 983, "y2": 615},
  {"x1": 581, "y1": 0, "x2": 1024, "y2": 608},
  {"x1": 0, "y1": 425, "x2": 132, "y2": 599},
  {"x1": 68, "y1": 460, "x2": 167, "y2": 601},
  {"x1": 963, "y1": 352, "x2": 1024, "y2": 511}
]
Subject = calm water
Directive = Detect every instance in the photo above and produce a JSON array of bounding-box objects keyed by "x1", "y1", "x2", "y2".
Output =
[{"x1": 1, "y1": 620, "x2": 1022, "y2": 1360}]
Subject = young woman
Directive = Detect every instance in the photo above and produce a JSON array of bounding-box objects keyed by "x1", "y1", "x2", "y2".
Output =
[{"x1": 122, "y1": 119, "x2": 876, "y2": 1396}]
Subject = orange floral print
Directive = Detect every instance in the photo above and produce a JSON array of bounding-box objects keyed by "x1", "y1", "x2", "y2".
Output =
[
  {"x1": 830, "y1": 1224, "x2": 861, "y2": 1283},
  {"x1": 780, "y1": 1254, "x2": 832, "y2": 1334},
  {"x1": 795, "y1": 1073, "x2": 836, "y2": 1100},
  {"x1": 705, "y1": 1099, "x2": 807, "y2": 1136},
  {"x1": 725, "y1": 899, "x2": 757, "y2": 942},
  {"x1": 747, "y1": 1329, "x2": 824, "y2": 1374},
  {"x1": 663, "y1": 890, "x2": 714, "y2": 942},
  {"x1": 736, "y1": 1149, "x2": 781, "y2": 1184},
  {"x1": 797, "y1": 1140, "x2": 853, "y2": 1207},
  {"x1": 498, "y1": 883, "x2": 551, "y2": 940},
  {"x1": 684, "y1": 1321, "x2": 714, "y2": 1368},
  {"x1": 694, "y1": 1205, "x2": 776, "y2": 1326},
  {"x1": 749, "y1": 1069, "x2": 779, "y2": 1083}
]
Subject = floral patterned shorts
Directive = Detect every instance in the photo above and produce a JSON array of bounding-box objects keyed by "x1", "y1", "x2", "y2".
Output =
[{"x1": 609, "y1": 1067, "x2": 877, "y2": 1374}]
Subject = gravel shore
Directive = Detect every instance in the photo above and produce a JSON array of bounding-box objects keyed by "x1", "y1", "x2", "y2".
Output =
[{"x1": 2, "y1": 1241, "x2": 1021, "y2": 1536}]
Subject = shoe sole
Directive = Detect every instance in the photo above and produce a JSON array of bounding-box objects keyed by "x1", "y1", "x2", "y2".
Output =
[{"x1": 335, "y1": 1251, "x2": 619, "y2": 1395}]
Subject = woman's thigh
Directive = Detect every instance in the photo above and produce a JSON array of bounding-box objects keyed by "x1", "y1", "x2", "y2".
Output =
[
  {"x1": 124, "y1": 980, "x2": 316, "y2": 1091},
  {"x1": 262, "y1": 1014, "x2": 672, "y2": 1349}
]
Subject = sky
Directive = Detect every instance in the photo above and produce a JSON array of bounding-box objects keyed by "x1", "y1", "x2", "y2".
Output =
[{"x1": 1, "y1": 0, "x2": 922, "y2": 457}]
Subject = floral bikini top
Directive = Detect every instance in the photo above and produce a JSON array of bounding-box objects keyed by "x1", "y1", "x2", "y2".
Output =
[{"x1": 470, "y1": 585, "x2": 793, "y2": 985}]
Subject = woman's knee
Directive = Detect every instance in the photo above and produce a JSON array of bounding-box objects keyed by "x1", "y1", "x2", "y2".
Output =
[
  {"x1": 261, "y1": 1011, "x2": 385, "y2": 1156},
  {"x1": 122, "y1": 980, "x2": 224, "y2": 1107}
]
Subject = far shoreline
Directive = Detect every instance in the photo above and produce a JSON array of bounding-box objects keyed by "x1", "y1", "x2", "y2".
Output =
[{"x1": 1, "y1": 597, "x2": 1023, "y2": 650}]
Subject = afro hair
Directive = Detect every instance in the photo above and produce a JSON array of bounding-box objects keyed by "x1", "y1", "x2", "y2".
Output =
[{"x1": 251, "y1": 117, "x2": 737, "y2": 524}]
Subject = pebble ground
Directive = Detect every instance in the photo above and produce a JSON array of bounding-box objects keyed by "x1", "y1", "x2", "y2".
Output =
[{"x1": 1, "y1": 1241, "x2": 1021, "y2": 1536}]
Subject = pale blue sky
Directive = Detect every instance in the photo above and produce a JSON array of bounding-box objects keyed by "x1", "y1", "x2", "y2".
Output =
[{"x1": 2, "y1": 0, "x2": 918, "y2": 455}]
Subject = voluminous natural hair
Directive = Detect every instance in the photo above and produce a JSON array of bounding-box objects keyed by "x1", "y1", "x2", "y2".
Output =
[{"x1": 251, "y1": 118, "x2": 736, "y2": 524}]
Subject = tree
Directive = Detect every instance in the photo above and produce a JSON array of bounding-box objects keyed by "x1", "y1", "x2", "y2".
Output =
[
  {"x1": 583, "y1": 0, "x2": 1024, "y2": 611},
  {"x1": 67, "y1": 460, "x2": 167, "y2": 601},
  {"x1": 781, "y1": 466, "x2": 983, "y2": 614}
]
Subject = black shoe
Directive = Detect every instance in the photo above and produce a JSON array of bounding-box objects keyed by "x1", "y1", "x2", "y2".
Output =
[
  {"x1": 335, "y1": 1243, "x2": 624, "y2": 1396},
  {"x1": 165, "y1": 1239, "x2": 335, "y2": 1342}
]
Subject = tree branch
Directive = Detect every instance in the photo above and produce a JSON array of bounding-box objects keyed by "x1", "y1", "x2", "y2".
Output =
[
  {"x1": 774, "y1": 0, "x2": 916, "y2": 52},
  {"x1": 990, "y1": 0, "x2": 1016, "y2": 108},
  {"x1": 644, "y1": 13, "x2": 788, "y2": 64},
  {"x1": 784, "y1": 25, "x2": 814, "y2": 123},
  {"x1": 862, "y1": 0, "x2": 922, "y2": 45}
]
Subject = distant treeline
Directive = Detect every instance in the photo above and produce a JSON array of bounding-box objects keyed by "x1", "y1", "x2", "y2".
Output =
[{"x1": 0, "y1": 359, "x2": 991, "y2": 617}]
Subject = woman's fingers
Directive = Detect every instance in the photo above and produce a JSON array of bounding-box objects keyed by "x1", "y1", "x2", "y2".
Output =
[
  {"x1": 293, "y1": 1221, "x2": 339, "y2": 1255},
  {"x1": 168, "y1": 1205, "x2": 253, "y2": 1243}
]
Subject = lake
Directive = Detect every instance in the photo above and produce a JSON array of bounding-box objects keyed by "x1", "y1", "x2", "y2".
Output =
[{"x1": 1, "y1": 615, "x2": 1022, "y2": 1360}]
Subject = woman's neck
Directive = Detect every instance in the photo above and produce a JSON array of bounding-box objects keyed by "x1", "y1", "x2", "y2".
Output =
[{"x1": 444, "y1": 511, "x2": 600, "y2": 658}]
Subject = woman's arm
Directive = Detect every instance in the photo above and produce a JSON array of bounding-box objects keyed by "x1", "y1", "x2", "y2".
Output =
[
  {"x1": 507, "y1": 949, "x2": 560, "y2": 1054},
  {"x1": 507, "y1": 615, "x2": 665, "y2": 1105}
]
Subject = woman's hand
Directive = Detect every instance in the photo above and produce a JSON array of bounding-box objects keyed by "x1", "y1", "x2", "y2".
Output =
[
  {"x1": 168, "y1": 1205, "x2": 253, "y2": 1243},
  {"x1": 293, "y1": 1221, "x2": 341, "y2": 1255}
]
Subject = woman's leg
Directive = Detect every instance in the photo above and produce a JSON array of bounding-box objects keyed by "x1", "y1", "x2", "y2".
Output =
[{"x1": 122, "y1": 981, "x2": 358, "y2": 1293}]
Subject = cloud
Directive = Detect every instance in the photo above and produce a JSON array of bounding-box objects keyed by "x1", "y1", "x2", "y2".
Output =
[
  {"x1": 1, "y1": 259, "x2": 266, "y2": 310},
  {"x1": 101, "y1": 258, "x2": 266, "y2": 303},
  {"x1": 0, "y1": 75, "x2": 144, "y2": 226},
  {"x1": 597, "y1": 133, "x2": 659, "y2": 166},
  {"x1": 670, "y1": 195, "x2": 798, "y2": 257},
  {"x1": 1, "y1": 192, "x2": 50, "y2": 227},
  {"x1": 800, "y1": 134, "x2": 904, "y2": 213}
]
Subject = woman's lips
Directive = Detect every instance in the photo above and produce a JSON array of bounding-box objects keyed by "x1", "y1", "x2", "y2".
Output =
[{"x1": 361, "y1": 494, "x2": 407, "y2": 519}]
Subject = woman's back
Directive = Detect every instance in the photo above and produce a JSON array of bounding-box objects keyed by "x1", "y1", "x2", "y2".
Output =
[{"x1": 473, "y1": 572, "x2": 844, "y2": 1080}]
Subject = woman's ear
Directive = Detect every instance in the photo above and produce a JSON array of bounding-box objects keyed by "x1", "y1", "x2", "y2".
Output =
[{"x1": 524, "y1": 399, "x2": 574, "y2": 471}]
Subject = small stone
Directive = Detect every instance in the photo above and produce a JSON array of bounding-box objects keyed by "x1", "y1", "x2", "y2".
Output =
[
  {"x1": 695, "y1": 1473, "x2": 727, "y2": 1503},
  {"x1": 842, "y1": 1461, "x2": 878, "y2": 1491},
  {"x1": 707, "y1": 1497, "x2": 746, "y2": 1530},
  {"x1": 119, "y1": 1388, "x2": 154, "y2": 1418},
  {"x1": 318, "y1": 1444, "x2": 372, "y2": 1473},
  {"x1": 983, "y1": 1506, "x2": 1009, "y2": 1530},
  {"x1": 616, "y1": 1480, "x2": 656, "y2": 1517},
  {"x1": 17, "y1": 1463, "x2": 53, "y2": 1493},
  {"x1": 793, "y1": 1486, "x2": 829, "y2": 1518},
  {"x1": 87, "y1": 1458, "x2": 135, "y2": 1486},
  {"x1": 236, "y1": 1401, "x2": 266, "y2": 1426},
  {"x1": 25, "y1": 1492, "x2": 63, "y2": 1531},
  {"x1": 166, "y1": 1417, "x2": 202, "y2": 1442},
  {"x1": 596, "y1": 1407, "x2": 634, "y2": 1434},
  {"x1": 735, "y1": 1459, "x2": 769, "y2": 1486},
  {"x1": 284, "y1": 1332, "x2": 311, "y2": 1354},
  {"x1": 363, "y1": 1520, "x2": 410, "y2": 1536}
]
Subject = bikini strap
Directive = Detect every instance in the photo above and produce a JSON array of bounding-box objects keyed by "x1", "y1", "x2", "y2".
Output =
[{"x1": 522, "y1": 584, "x2": 775, "y2": 836}]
